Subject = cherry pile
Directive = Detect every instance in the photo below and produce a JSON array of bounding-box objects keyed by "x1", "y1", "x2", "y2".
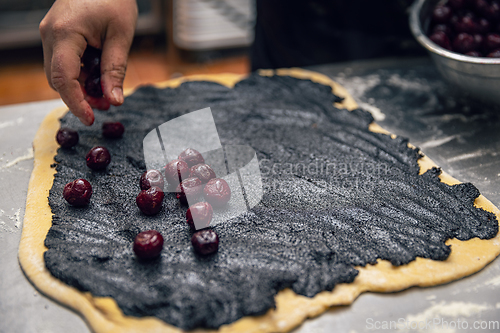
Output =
[
  {"x1": 136, "y1": 148, "x2": 230, "y2": 256},
  {"x1": 428, "y1": 0, "x2": 500, "y2": 57}
]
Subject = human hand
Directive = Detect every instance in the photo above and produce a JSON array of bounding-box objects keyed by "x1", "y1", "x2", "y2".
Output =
[{"x1": 40, "y1": 0, "x2": 138, "y2": 125}]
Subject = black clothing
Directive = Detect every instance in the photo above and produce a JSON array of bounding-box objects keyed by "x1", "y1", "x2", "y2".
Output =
[{"x1": 250, "y1": 0, "x2": 426, "y2": 70}]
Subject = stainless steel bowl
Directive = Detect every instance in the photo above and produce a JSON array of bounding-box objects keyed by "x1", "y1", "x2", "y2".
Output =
[{"x1": 409, "y1": 0, "x2": 500, "y2": 104}]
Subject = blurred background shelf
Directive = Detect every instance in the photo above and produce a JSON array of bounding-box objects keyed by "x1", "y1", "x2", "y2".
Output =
[{"x1": 0, "y1": 0, "x2": 253, "y2": 106}]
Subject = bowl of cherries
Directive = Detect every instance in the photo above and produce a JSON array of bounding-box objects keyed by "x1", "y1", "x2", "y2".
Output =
[{"x1": 410, "y1": 0, "x2": 500, "y2": 104}]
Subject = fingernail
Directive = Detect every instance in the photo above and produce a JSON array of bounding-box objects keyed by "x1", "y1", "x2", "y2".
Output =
[{"x1": 112, "y1": 87, "x2": 124, "y2": 105}]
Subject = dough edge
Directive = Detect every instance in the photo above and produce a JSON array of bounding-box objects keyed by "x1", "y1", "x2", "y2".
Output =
[{"x1": 18, "y1": 68, "x2": 500, "y2": 333}]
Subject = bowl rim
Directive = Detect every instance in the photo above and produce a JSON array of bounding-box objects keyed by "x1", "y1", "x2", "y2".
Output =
[{"x1": 409, "y1": 0, "x2": 500, "y2": 65}]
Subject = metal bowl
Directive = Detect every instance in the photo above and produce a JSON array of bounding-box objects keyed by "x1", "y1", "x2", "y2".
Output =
[{"x1": 409, "y1": 0, "x2": 500, "y2": 104}]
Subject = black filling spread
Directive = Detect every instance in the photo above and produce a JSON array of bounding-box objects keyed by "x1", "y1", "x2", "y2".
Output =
[{"x1": 44, "y1": 74, "x2": 498, "y2": 330}]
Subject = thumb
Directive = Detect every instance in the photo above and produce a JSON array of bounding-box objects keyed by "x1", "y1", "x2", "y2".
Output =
[{"x1": 100, "y1": 36, "x2": 131, "y2": 106}]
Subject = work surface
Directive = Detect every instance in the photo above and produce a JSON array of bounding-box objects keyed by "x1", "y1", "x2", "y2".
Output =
[{"x1": 1, "y1": 57, "x2": 499, "y2": 333}]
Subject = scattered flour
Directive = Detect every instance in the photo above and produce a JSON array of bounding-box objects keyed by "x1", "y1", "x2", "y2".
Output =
[
  {"x1": 399, "y1": 301, "x2": 492, "y2": 333},
  {"x1": 419, "y1": 136, "x2": 458, "y2": 149},
  {"x1": 447, "y1": 150, "x2": 488, "y2": 163},
  {"x1": 484, "y1": 275, "x2": 500, "y2": 287},
  {"x1": 358, "y1": 102, "x2": 386, "y2": 121},
  {"x1": 0, "y1": 147, "x2": 33, "y2": 170},
  {"x1": 0, "y1": 117, "x2": 24, "y2": 129}
]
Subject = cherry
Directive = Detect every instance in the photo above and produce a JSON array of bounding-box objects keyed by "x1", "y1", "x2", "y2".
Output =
[
  {"x1": 203, "y1": 178, "x2": 231, "y2": 208},
  {"x1": 136, "y1": 186, "x2": 164, "y2": 215},
  {"x1": 465, "y1": 50, "x2": 483, "y2": 56},
  {"x1": 487, "y1": 48, "x2": 500, "y2": 56},
  {"x1": 164, "y1": 159, "x2": 190, "y2": 186},
  {"x1": 485, "y1": 33, "x2": 500, "y2": 50},
  {"x1": 475, "y1": 0, "x2": 490, "y2": 15},
  {"x1": 102, "y1": 122, "x2": 125, "y2": 139},
  {"x1": 63, "y1": 179, "x2": 92, "y2": 207},
  {"x1": 453, "y1": 33, "x2": 477, "y2": 53},
  {"x1": 485, "y1": 1, "x2": 500, "y2": 20},
  {"x1": 189, "y1": 163, "x2": 216, "y2": 183},
  {"x1": 473, "y1": 33, "x2": 485, "y2": 48},
  {"x1": 133, "y1": 230, "x2": 164, "y2": 260},
  {"x1": 449, "y1": 0, "x2": 468, "y2": 10},
  {"x1": 81, "y1": 46, "x2": 103, "y2": 98},
  {"x1": 433, "y1": 5, "x2": 452, "y2": 23},
  {"x1": 186, "y1": 202, "x2": 213, "y2": 230},
  {"x1": 454, "y1": 13, "x2": 479, "y2": 33},
  {"x1": 56, "y1": 128, "x2": 79, "y2": 148},
  {"x1": 140, "y1": 170, "x2": 165, "y2": 191},
  {"x1": 81, "y1": 46, "x2": 101, "y2": 75},
  {"x1": 430, "y1": 31, "x2": 452, "y2": 50},
  {"x1": 478, "y1": 18, "x2": 491, "y2": 33},
  {"x1": 178, "y1": 148, "x2": 205, "y2": 168},
  {"x1": 176, "y1": 177, "x2": 203, "y2": 205},
  {"x1": 432, "y1": 24, "x2": 454, "y2": 36},
  {"x1": 85, "y1": 75, "x2": 103, "y2": 98},
  {"x1": 191, "y1": 229, "x2": 219, "y2": 255},
  {"x1": 86, "y1": 146, "x2": 111, "y2": 170}
]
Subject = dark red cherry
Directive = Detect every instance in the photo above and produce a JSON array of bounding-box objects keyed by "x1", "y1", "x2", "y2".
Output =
[
  {"x1": 454, "y1": 14, "x2": 478, "y2": 33},
  {"x1": 164, "y1": 159, "x2": 190, "y2": 186},
  {"x1": 63, "y1": 179, "x2": 92, "y2": 206},
  {"x1": 56, "y1": 128, "x2": 79, "y2": 148},
  {"x1": 477, "y1": 18, "x2": 491, "y2": 33},
  {"x1": 430, "y1": 31, "x2": 452, "y2": 50},
  {"x1": 189, "y1": 163, "x2": 216, "y2": 183},
  {"x1": 449, "y1": 0, "x2": 467, "y2": 10},
  {"x1": 432, "y1": 24, "x2": 454, "y2": 36},
  {"x1": 473, "y1": 33, "x2": 485, "y2": 48},
  {"x1": 475, "y1": 0, "x2": 490, "y2": 15},
  {"x1": 136, "y1": 186, "x2": 164, "y2": 215},
  {"x1": 102, "y1": 122, "x2": 125, "y2": 139},
  {"x1": 178, "y1": 148, "x2": 205, "y2": 168},
  {"x1": 453, "y1": 33, "x2": 476, "y2": 53},
  {"x1": 81, "y1": 46, "x2": 101, "y2": 75},
  {"x1": 487, "y1": 48, "x2": 500, "y2": 56},
  {"x1": 186, "y1": 202, "x2": 213, "y2": 230},
  {"x1": 203, "y1": 178, "x2": 231, "y2": 208},
  {"x1": 486, "y1": 33, "x2": 500, "y2": 50},
  {"x1": 485, "y1": 1, "x2": 500, "y2": 20},
  {"x1": 176, "y1": 177, "x2": 203, "y2": 205},
  {"x1": 191, "y1": 229, "x2": 219, "y2": 255},
  {"x1": 85, "y1": 74, "x2": 103, "y2": 98},
  {"x1": 140, "y1": 170, "x2": 165, "y2": 191},
  {"x1": 133, "y1": 230, "x2": 164, "y2": 260},
  {"x1": 86, "y1": 146, "x2": 111, "y2": 170},
  {"x1": 465, "y1": 50, "x2": 483, "y2": 56},
  {"x1": 432, "y1": 5, "x2": 452, "y2": 23}
]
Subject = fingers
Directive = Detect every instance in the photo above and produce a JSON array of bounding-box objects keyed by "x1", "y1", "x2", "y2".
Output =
[
  {"x1": 100, "y1": 29, "x2": 135, "y2": 106},
  {"x1": 51, "y1": 39, "x2": 95, "y2": 126}
]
